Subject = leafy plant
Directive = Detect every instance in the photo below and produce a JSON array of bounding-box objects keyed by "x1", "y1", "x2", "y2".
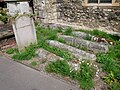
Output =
[
  {"x1": 30, "y1": 61, "x2": 37, "y2": 66},
  {"x1": 46, "y1": 60, "x2": 95, "y2": 90},
  {"x1": 36, "y1": 26, "x2": 73, "y2": 60},
  {"x1": 6, "y1": 48, "x2": 17, "y2": 54},
  {"x1": 0, "y1": 9, "x2": 8, "y2": 23},
  {"x1": 57, "y1": 38, "x2": 66, "y2": 43},
  {"x1": 45, "y1": 60, "x2": 70, "y2": 76},
  {"x1": 79, "y1": 29, "x2": 119, "y2": 42},
  {"x1": 64, "y1": 27, "x2": 72, "y2": 35},
  {"x1": 110, "y1": 82, "x2": 120, "y2": 90},
  {"x1": 103, "y1": 71, "x2": 117, "y2": 85},
  {"x1": 12, "y1": 44, "x2": 37, "y2": 60},
  {"x1": 77, "y1": 61, "x2": 95, "y2": 90}
]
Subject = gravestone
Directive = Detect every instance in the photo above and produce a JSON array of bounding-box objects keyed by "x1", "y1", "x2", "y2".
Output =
[
  {"x1": 7, "y1": 2, "x2": 30, "y2": 16},
  {"x1": 12, "y1": 15, "x2": 37, "y2": 51},
  {"x1": 18, "y1": 2, "x2": 30, "y2": 14},
  {"x1": 7, "y1": 3, "x2": 17, "y2": 16}
]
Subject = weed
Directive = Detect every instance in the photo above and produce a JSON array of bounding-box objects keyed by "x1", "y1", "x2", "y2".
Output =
[
  {"x1": 96, "y1": 41, "x2": 120, "y2": 89},
  {"x1": 30, "y1": 61, "x2": 37, "y2": 66},
  {"x1": 12, "y1": 44, "x2": 37, "y2": 60},
  {"x1": 6, "y1": 48, "x2": 17, "y2": 54},
  {"x1": 77, "y1": 45, "x2": 88, "y2": 51},
  {"x1": 64, "y1": 27, "x2": 72, "y2": 35},
  {"x1": 46, "y1": 60, "x2": 95, "y2": 90},
  {"x1": 43, "y1": 44, "x2": 73, "y2": 60},
  {"x1": 57, "y1": 38, "x2": 66, "y2": 43},
  {"x1": 36, "y1": 26, "x2": 73, "y2": 60},
  {"x1": 103, "y1": 71, "x2": 117, "y2": 85},
  {"x1": 0, "y1": 9, "x2": 8, "y2": 23},
  {"x1": 45, "y1": 60, "x2": 70, "y2": 76},
  {"x1": 109, "y1": 82, "x2": 120, "y2": 90},
  {"x1": 77, "y1": 61, "x2": 95, "y2": 90},
  {"x1": 79, "y1": 29, "x2": 119, "y2": 41}
]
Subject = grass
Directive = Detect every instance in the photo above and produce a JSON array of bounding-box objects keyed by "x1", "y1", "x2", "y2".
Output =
[
  {"x1": 63, "y1": 27, "x2": 72, "y2": 35},
  {"x1": 36, "y1": 26, "x2": 74, "y2": 60},
  {"x1": 79, "y1": 29, "x2": 119, "y2": 42},
  {"x1": 96, "y1": 43, "x2": 120, "y2": 89},
  {"x1": 46, "y1": 60, "x2": 95, "y2": 90},
  {"x1": 9, "y1": 26, "x2": 73, "y2": 61},
  {"x1": 6, "y1": 48, "x2": 18, "y2": 54},
  {"x1": 45, "y1": 60, "x2": 70, "y2": 76},
  {"x1": 6, "y1": 25, "x2": 120, "y2": 89},
  {"x1": 30, "y1": 61, "x2": 37, "y2": 66},
  {"x1": 80, "y1": 29, "x2": 120, "y2": 89},
  {"x1": 12, "y1": 44, "x2": 37, "y2": 60}
]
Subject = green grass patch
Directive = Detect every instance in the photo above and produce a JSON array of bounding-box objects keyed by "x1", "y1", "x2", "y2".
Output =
[
  {"x1": 45, "y1": 60, "x2": 70, "y2": 76},
  {"x1": 63, "y1": 27, "x2": 72, "y2": 35},
  {"x1": 6, "y1": 48, "x2": 18, "y2": 54},
  {"x1": 36, "y1": 26, "x2": 73, "y2": 60},
  {"x1": 12, "y1": 44, "x2": 37, "y2": 60},
  {"x1": 79, "y1": 29, "x2": 119, "y2": 42},
  {"x1": 30, "y1": 61, "x2": 37, "y2": 66},
  {"x1": 46, "y1": 60, "x2": 95, "y2": 90},
  {"x1": 96, "y1": 42, "x2": 120, "y2": 89}
]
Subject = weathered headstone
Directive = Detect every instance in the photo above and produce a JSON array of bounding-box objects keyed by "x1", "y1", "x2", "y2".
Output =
[
  {"x1": 18, "y1": 2, "x2": 30, "y2": 14},
  {"x1": 7, "y1": 3, "x2": 17, "y2": 16},
  {"x1": 7, "y1": 2, "x2": 30, "y2": 16},
  {"x1": 12, "y1": 15, "x2": 37, "y2": 51}
]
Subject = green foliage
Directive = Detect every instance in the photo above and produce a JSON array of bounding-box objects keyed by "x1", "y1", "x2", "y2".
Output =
[
  {"x1": 30, "y1": 61, "x2": 37, "y2": 66},
  {"x1": 96, "y1": 41, "x2": 120, "y2": 89},
  {"x1": 57, "y1": 38, "x2": 66, "y2": 43},
  {"x1": 90, "y1": 29, "x2": 119, "y2": 41},
  {"x1": 77, "y1": 45, "x2": 88, "y2": 51},
  {"x1": 77, "y1": 61, "x2": 95, "y2": 90},
  {"x1": 12, "y1": 44, "x2": 37, "y2": 60},
  {"x1": 110, "y1": 82, "x2": 120, "y2": 90},
  {"x1": 36, "y1": 26, "x2": 73, "y2": 60},
  {"x1": 6, "y1": 48, "x2": 18, "y2": 54},
  {"x1": 43, "y1": 44, "x2": 73, "y2": 60},
  {"x1": 97, "y1": 53, "x2": 120, "y2": 79},
  {"x1": 36, "y1": 26, "x2": 58, "y2": 40},
  {"x1": 103, "y1": 71, "x2": 117, "y2": 85},
  {"x1": 0, "y1": 9, "x2": 8, "y2": 23},
  {"x1": 45, "y1": 60, "x2": 70, "y2": 76},
  {"x1": 46, "y1": 60, "x2": 95, "y2": 90},
  {"x1": 79, "y1": 29, "x2": 119, "y2": 42},
  {"x1": 64, "y1": 27, "x2": 72, "y2": 35}
]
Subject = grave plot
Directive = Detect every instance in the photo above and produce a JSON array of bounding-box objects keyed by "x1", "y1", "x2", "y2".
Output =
[{"x1": 4, "y1": 27, "x2": 120, "y2": 90}]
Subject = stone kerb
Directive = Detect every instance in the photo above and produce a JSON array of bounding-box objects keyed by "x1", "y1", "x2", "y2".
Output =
[{"x1": 12, "y1": 15, "x2": 37, "y2": 51}]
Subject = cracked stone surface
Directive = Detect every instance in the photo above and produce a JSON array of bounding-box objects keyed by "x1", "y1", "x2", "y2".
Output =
[
  {"x1": 58, "y1": 35, "x2": 109, "y2": 53},
  {"x1": 47, "y1": 40, "x2": 96, "y2": 61},
  {"x1": 36, "y1": 48, "x2": 64, "y2": 62}
]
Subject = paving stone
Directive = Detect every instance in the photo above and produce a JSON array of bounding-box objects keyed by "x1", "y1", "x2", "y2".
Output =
[{"x1": 47, "y1": 40, "x2": 96, "y2": 61}]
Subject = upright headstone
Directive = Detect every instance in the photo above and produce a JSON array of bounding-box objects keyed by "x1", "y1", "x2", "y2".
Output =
[
  {"x1": 7, "y1": 2, "x2": 30, "y2": 16},
  {"x1": 12, "y1": 15, "x2": 37, "y2": 51},
  {"x1": 18, "y1": 2, "x2": 30, "y2": 14},
  {"x1": 7, "y1": 3, "x2": 17, "y2": 16}
]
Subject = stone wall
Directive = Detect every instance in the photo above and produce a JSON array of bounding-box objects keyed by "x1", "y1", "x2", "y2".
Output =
[
  {"x1": 34, "y1": 0, "x2": 120, "y2": 33},
  {"x1": 34, "y1": 0, "x2": 57, "y2": 23}
]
